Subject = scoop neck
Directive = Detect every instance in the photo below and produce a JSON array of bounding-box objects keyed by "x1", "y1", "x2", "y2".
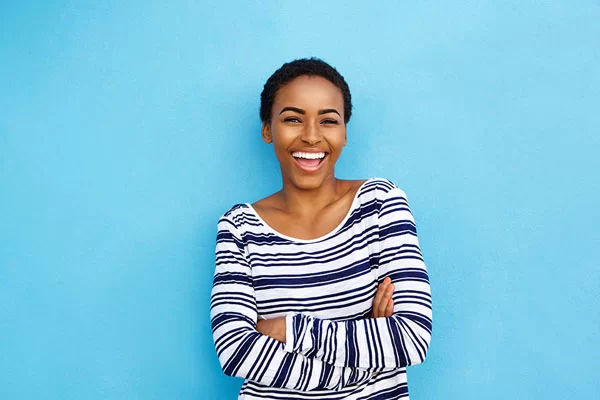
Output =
[{"x1": 245, "y1": 178, "x2": 373, "y2": 243}]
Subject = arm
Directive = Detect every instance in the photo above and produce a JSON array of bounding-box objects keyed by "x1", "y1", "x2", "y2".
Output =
[
  {"x1": 257, "y1": 277, "x2": 396, "y2": 341},
  {"x1": 210, "y1": 215, "x2": 373, "y2": 391},
  {"x1": 282, "y1": 187, "x2": 433, "y2": 370}
]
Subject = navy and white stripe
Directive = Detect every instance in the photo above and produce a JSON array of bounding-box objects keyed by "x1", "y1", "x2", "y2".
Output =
[{"x1": 210, "y1": 178, "x2": 432, "y2": 399}]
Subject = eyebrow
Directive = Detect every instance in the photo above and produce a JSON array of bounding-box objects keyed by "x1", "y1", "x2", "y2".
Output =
[
  {"x1": 279, "y1": 107, "x2": 341, "y2": 117},
  {"x1": 318, "y1": 108, "x2": 341, "y2": 117}
]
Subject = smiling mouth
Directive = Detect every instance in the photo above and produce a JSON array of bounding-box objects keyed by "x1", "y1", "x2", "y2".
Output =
[{"x1": 291, "y1": 151, "x2": 327, "y2": 172}]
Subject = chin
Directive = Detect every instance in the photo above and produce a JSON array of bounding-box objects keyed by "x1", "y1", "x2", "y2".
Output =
[{"x1": 288, "y1": 172, "x2": 333, "y2": 191}]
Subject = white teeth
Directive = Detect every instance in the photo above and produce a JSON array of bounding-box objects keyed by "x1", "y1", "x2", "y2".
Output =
[{"x1": 292, "y1": 152, "x2": 326, "y2": 159}]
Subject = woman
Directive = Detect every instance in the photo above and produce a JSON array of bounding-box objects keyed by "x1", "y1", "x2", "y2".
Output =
[{"x1": 210, "y1": 58, "x2": 432, "y2": 399}]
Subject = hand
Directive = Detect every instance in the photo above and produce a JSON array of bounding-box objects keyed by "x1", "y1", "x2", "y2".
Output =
[
  {"x1": 370, "y1": 277, "x2": 394, "y2": 377},
  {"x1": 256, "y1": 316, "x2": 286, "y2": 343},
  {"x1": 371, "y1": 277, "x2": 394, "y2": 318}
]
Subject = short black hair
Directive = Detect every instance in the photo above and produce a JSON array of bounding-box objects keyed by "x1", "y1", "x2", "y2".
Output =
[{"x1": 260, "y1": 57, "x2": 352, "y2": 124}]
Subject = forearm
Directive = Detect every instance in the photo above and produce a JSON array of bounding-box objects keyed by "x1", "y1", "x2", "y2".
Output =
[
  {"x1": 282, "y1": 262, "x2": 432, "y2": 371},
  {"x1": 283, "y1": 307, "x2": 431, "y2": 370},
  {"x1": 213, "y1": 311, "x2": 374, "y2": 391},
  {"x1": 258, "y1": 264, "x2": 431, "y2": 370}
]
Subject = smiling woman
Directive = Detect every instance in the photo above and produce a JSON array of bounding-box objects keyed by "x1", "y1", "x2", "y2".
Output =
[
  {"x1": 259, "y1": 74, "x2": 352, "y2": 221},
  {"x1": 210, "y1": 58, "x2": 432, "y2": 399}
]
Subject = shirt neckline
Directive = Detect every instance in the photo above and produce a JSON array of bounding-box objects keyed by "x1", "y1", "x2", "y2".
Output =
[{"x1": 245, "y1": 178, "x2": 374, "y2": 244}]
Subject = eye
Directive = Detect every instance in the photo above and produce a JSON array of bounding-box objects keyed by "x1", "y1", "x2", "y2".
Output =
[
  {"x1": 284, "y1": 117, "x2": 302, "y2": 123},
  {"x1": 321, "y1": 119, "x2": 339, "y2": 125}
]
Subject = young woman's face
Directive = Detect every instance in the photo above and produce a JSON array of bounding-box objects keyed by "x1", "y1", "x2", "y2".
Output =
[{"x1": 262, "y1": 75, "x2": 347, "y2": 191}]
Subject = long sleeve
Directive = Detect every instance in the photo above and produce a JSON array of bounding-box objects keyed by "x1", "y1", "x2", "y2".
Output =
[
  {"x1": 283, "y1": 187, "x2": 432, "y2": 370},
  {"x1": 210, "y1": 213, "x2": 374, "y2": 391}
]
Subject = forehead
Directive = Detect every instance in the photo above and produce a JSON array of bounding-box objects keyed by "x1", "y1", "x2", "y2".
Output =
[{"x1": 273, "y1": 75, "x2": 344, "y2": 110}]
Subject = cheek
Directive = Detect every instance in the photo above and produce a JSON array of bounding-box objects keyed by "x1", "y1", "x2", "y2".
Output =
[
  {"x1": 326, "y1": 130, "x2": 347, "y2": 150},
  {"x1": 274, "y1": 147, "x2": 289, "y2": 161},
  {"x1": 272, "y1": 140, "x2": 291, "y2": 164}
]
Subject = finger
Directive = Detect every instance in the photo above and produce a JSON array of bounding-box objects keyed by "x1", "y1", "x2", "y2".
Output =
[
  {"x1": 375, "y1": 282, "x2": 390, "y2": 317},
  {"x1": 372, "y1": 278, "x2": 391, "y2": 317},
  {"x1": 385, "y1": 298, "x2": 394, "y2": 317},
  {"x1": 378, "y1": 283, "x2": 393, "y2": 317},
  {"x1": 371, "y1": 282, "x2": 386, "y2": 317},
  {"x1": 371, "y1": 285, "x2": 383, "y2": 317}
]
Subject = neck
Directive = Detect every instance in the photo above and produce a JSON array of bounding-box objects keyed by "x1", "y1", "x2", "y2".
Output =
[{"x1": 279, "y1": 172, "x2": 340, "y2": 215}]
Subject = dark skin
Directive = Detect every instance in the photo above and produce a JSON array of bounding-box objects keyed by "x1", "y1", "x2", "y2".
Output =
[{"x1": 253, "y1": 75, "x2": 394, "y2": 342}]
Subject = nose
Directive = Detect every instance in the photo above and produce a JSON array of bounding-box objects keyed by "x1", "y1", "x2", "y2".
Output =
[{"x1": 301, "y1": 121, "x2": 322, "y2": 145}]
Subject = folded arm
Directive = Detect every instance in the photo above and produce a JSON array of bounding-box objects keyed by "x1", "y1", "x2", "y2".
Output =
[
  {"x1": 282, "y1": 187, "x2": 433, "y2": 370},
  {"x1": 210, "y1": 216, "x2": 374, "y2": 391}
]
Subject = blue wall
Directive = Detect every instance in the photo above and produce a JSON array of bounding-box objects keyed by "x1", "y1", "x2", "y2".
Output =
[{"x1": 1, "y1": 1, "x2": 599, "y2": 399}]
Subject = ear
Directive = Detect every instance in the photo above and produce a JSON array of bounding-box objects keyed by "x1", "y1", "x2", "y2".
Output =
[
  {"x1": 343, "y1": 128, "x2": 347, "y2": 146},
  {"x1": 262, "y1": 121, "x2": 272, "y2": 144}
]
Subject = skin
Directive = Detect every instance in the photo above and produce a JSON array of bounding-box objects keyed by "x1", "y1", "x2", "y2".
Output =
[{"x1": 254, "y1": 75, "x2": 394, "y2": 342}]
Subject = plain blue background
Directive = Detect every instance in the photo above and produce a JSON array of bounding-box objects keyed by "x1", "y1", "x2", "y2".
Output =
[{"x1": 1, "y1": 1, "x2": 599, "y2": 399}]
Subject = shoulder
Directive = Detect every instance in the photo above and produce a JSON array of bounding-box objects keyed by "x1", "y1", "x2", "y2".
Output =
[
  {"x1": 360, "y1": 177, "x2": 409, "y2": 201},
  {"x1": 217, "y1": 203, "x2": 254, "y2": 232}
]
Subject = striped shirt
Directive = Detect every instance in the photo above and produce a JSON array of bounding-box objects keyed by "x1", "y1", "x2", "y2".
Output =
[{"x1": 210, "y1": 178, "x2": 432, "y2": 399}]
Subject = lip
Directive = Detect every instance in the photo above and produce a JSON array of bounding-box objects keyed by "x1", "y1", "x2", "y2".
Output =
[
  {"x1": 290, "y1": 152, "x2": 328, "y2": 173},
  {"x1": 290, "y1": 149, "x2": 328, "y2": 154}
]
